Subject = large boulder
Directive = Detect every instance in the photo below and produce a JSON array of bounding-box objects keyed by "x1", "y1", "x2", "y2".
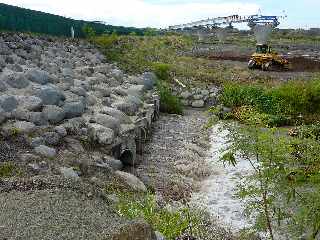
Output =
[
  {"x1": 16, "y1": 96, "x2": 43, "y2": 111},
  {"x1": 141, "y1": 72, "x2": 157, "y2": 90},
  {"x1": 0, "y1": 95, "x2": 18, "y2": 112},
  {"x1": 12, "y1": 110, "x2": 47, "y2": 126},
  {"x1": 42, "y1": 105, "x2": 65, "y2": 124},
  {"x1": 59, "y1": 167, "x2": 80, "y2": 180},
  {"x1": 112, "y1": 96, "x2": 142, "y2": 116},
  {"x1": 3, "y1": 121, "x2": 36, "y2": 135},
  {"x1": 99, "y1": 107, "x2": 132, "y2": 124},
  {"x1": 36, "y1": 86, "x2": 65, "y2": 106},
  {"x1": 0, "y1": 107, "x2": 6, "y2": 124},
  {"x1": 0, "y1": 80, "x2": 7, "y2": 92},
  {"x1": 5, "y1": 73, "x2": 30, "y2": 89},
  {"x1": 34, "y1": 145, "x2": 57, "y2": 158},
  {"x1": 115, "y1": 171, "x2": 147, "y2": 192},
  {"x1": 181, "y1": 91, "x2": 192, "y2": 99},
  {"x1": 126, "y1": 85, "x2": 145, "y2": 97},
  {"x1": 92, "y1": 114, "x2": 120, "y2": 134},
  {"x1": 43, "y1": 132, "x2": 61, "y2": 146},
  {"x1": 63, "y1": 101, "x2": 85, "y2": 119},
  {"x1": 88, "y1": 123, "x2": 114, "y2": 145},
  {"x1": 191, "y1": 100, "x2": 205, "y2": 108},
  {"x1": 26, "y1": 69, "x2": 51, "y2": 85},
  {"x1": 110, "y1": 220, "x2": 157, "y2": 240}
]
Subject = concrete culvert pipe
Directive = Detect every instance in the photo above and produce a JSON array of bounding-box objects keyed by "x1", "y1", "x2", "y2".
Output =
[{"x1": 120, "y1": 149, "x2": 134, "y2": 166}]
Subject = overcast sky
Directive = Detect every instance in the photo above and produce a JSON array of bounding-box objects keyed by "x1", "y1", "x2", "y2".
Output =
[{"x1": 0, "y1": 0, "x2": 319, "y2": 29}]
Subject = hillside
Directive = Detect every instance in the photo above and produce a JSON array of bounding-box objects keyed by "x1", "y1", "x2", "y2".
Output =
[{"x1": 0, "y1": 3, "x2": 144, "y2": 37}]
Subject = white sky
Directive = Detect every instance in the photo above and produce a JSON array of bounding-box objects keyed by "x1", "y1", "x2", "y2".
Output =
[{"x1": 0, "y1": 0, "x2": 260, "y2": 28}]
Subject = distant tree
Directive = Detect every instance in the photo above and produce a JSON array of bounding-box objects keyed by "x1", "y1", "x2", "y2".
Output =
[
  {"x1": 82, "y1": 24, "x2": 96, "y2": 38},
  {"x1": 144, "y1": 28, "x2": 157, "y2": 36}
]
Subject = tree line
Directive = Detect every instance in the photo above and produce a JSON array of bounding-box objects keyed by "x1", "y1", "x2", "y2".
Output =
[{"x1": 0, "y1": 3, "x2": 145, "y2": 37}]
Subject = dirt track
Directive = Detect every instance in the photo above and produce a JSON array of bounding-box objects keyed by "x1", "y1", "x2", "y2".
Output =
[{"x1": 208, "y1": 55, "x2": 320, "y2": 72}]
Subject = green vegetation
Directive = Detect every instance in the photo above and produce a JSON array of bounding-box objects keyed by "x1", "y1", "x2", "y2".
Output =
[
  {"x1": 116, "y1": 192, "x2": 210, "y2": 239},
  {"x1": 221, "y1": 123, "x2": 320, "y2": 239},
  {"x1": 93, "y1": 34, "x2": 192, "y2": 114},
  {"x1": 0, "y1": 162, "x2": 16, "y2": 178},
  {"x1": 0, "y1": 3, "x2": 144, "y2": 37},
  {"x1": 157, "y1": 81, "x2": 183, "y2": 115},
  {"x1": 219, "y1": 79, "x2": 320, "y2": 126}
]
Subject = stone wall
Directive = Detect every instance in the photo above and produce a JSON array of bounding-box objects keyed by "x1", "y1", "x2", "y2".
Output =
[{"x1": 0, "y1": 32, "x2": 160, "y2": 174}]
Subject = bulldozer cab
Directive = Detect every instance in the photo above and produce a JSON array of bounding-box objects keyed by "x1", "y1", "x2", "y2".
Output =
[{"x1": 256, "y1": 44, "x2": 271, "y2": 54}]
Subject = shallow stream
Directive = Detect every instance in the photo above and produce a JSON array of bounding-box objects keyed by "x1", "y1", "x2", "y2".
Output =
[{"x1": 191, "y1": 124, "x2": 253, "y2": 233}]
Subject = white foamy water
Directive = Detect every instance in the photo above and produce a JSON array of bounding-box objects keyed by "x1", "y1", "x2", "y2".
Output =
[{"x1": 191, "y1": 124, "x2": 253, "y2": 232}]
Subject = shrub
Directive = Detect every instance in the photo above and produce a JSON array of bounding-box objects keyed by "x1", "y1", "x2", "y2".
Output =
[
  {"x1": 116, "y1": 192, "x2": 204, "y2": 239},
  {"x1": 152, "y1": 62, "x2": 172, "y2": 81},
  {"x1": 157, "y1": 81, "x2": 183, "y2": 115},
  {"x1": 220, "y1": 79, "x2": 320, "y2": 125},
  {"x1": 224, "y1": 123, "x2": 320, "y2": 239},
  {"x1": 0, "y1": 162, "x2": 16, "y2": 178},
  {"x1": 82, "y1": 24, "x2": 96, "y2": 38}
]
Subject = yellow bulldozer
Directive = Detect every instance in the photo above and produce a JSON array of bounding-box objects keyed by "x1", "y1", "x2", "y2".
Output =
[{"x1": 248, "y1": 44, "x2": 290, "y2": 71}]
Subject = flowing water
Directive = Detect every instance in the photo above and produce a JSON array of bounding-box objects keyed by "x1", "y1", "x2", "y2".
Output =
[{"x1": 191, "y1": 124, "x2": 253, "y2": 233}]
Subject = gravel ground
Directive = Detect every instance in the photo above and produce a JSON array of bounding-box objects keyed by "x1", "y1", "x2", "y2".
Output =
[
  {"x1": 136, "y1": 109, "x2": 235, "y2": 240},
  {"x1": 0, "y1": 177, "x2": 127, "y2": 240},
  {"x1": 0, "y1": 190, "x2": 124, "y2": 240},
  {"x1": 136, "y1": 108, "x2": 211, "y2": 201}
]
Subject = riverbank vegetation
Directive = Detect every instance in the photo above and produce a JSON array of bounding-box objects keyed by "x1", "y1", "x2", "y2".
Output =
[
  {"x1": 220, "y1": 79, "x2": 320, "y2": 126},
  {"x1": 214, "y1": 78, "x2": 320, "y2": 239}
]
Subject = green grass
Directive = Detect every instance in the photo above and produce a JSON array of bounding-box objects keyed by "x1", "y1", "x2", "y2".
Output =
[
  {"x1": 116, "y1": 192, "x2": 205, "y2": 240},
  {"x1": 220, "y1": 79, "x2": 320, "y2": 126},
  {"x1": 0, "y1": 162, "x2": 16, "y2": 178},
  {"x1": 157, "y1": 81, "x2": 183, "y2": 115}
]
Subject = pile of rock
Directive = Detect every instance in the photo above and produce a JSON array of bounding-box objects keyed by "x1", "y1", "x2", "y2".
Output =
[
  {"x1": 0, "y1": 32, "x2": 159, "y2": 176},
  {"x1": 176, "y1": 86, "x2": 220, "y2": 108}
]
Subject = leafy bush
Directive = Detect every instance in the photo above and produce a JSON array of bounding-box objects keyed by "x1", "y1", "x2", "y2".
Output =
[
  {"x1": 152, "y1": 62, "x2": 172, "y2": 81},
  {"x1": 0, "y1": 162, "x2": 16, "y2": 178},
  {"x1": 82, "y1": 24, "x2": 96, "y2": 38},
  {"x1": 224, "y1": 124, "x2": 320, "y2": 239},
  {"x1": 117, "y1": 193, "x2": 204, "y2": 239},
  {"x1": 157, "y1": 81, "x2": 183, "y2": 115},
  {"x1": 220, "y1": 79, "x2": 320, "y2": 125},
  {"x1": 232, "y1": 106, "x2": 288, "y2": 127}
]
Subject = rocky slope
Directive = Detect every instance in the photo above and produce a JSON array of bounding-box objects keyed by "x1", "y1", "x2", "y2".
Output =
[{"x1": 0, "y1": 32, "x2": 161, "y2": 239}]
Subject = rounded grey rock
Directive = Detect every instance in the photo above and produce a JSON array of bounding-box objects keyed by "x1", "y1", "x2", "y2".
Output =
[
  {"x1": 192, "y1": 100, "x2": 205, "y2": 108},
  {"x1": 6, "y1": 73, "x2": 30, "y2": 89},
  {"x1": 36, "y1": 86, "x2": 65, "y2": 106},
  {"x1": 42, "y1": 105, "x2": 65, "y2": 124},
  {"x1": 34, "y1": 145, "x2": 57, "y2": 158},
  {"x1": 92, "y1": 114, "x2": 120, "y2": 134},
  {"x1": 0, "y1": 95, "x2": 18, "y2": 112},
  {"x1": 88, "y1": 123, "x2": 114, "y2": 145},
  {"x1": 70, "y1": 87, "x2": 87, "y2": 97},
  {"x1": 0, "y1": 80, "x2": 7, "y2": 92},
  {"x1": 43, "y1": 132, "x2": 61, "y2": 146},
  {"x1": 99, "y1": 106, "x2": 132, "y2": 124},
  {"x1": 17, "y1": 96, "x2": 43, "y2": 111},
  {"x1": 0, "y1": 107, "x2": 6, "y2": 124},
  {"x1": 59, "y1": 167, "x2": 80, "y2": 179},
  {"x1": 63, "y1": 101, "x2": 85, "y2": 119},
  {"x1": 31, "y1": 137, "x2": 44, "y2": 148},
  {"x1": 141, "y1": 72, "x2": 156, "y2": 90},
  {"x1": 26, "y1": 69, "x2": 51, "y2": 85},
  {"x1": 54, "y1": 126, "x2": 67, "y2": 137}
]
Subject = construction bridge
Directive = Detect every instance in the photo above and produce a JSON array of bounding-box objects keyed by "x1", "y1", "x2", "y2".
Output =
[{"x1": 168, "y1": 13, "x2": 286, "y2": 30}]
